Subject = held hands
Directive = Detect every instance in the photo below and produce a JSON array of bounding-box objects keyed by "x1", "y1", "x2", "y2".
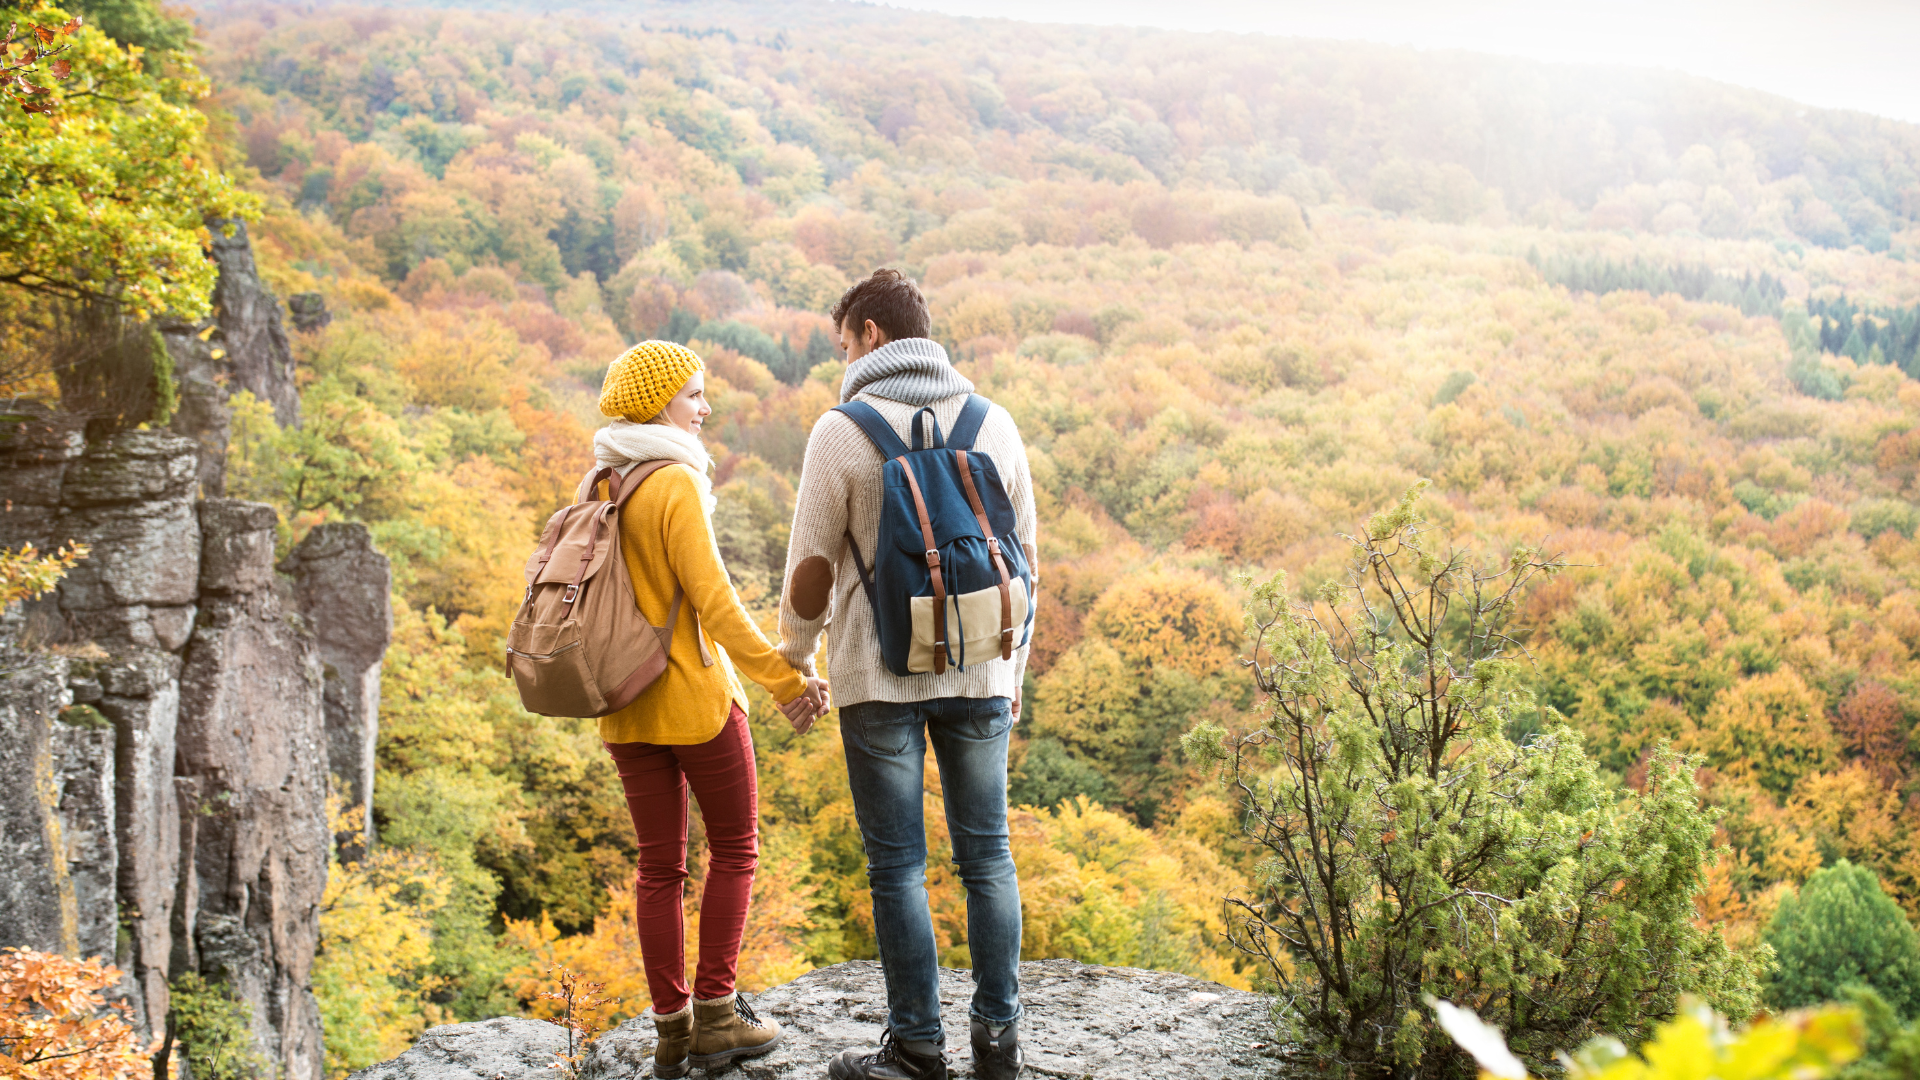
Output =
[{"x1": 780, "y1": 676, "x2": 831, "y2": 735}]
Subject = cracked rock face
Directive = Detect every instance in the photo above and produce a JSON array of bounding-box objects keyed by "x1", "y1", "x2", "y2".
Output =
[{"x1": 350, "y1": 960, "x2": 1280, "y2": 1080}]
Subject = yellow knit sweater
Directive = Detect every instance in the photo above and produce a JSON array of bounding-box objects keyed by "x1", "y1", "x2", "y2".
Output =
[{"x1": 596, "y1": 463, "x2": 805, "y2": 745}]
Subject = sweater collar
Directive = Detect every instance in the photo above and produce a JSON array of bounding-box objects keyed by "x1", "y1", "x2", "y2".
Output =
[{"x1": 839, "y1": 337, "x2": 974, "y2": 405}]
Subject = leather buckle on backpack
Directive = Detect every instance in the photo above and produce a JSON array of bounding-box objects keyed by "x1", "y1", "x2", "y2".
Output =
[
  {"x1": 561, "y1": 584, "x2": 579, "y2": 604},
  {"x1": 925, "y1": 549, "x2": 941, "y2": 567}
]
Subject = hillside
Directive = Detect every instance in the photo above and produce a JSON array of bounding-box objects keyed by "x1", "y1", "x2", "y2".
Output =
[{"x1": 126, "y1": 0, "x2": 1920, "y2": 1069}]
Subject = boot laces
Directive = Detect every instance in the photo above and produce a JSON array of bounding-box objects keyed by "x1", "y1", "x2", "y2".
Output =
[
  {"x1": 734, "y1": 994, "x2": 761, "y2": 1026},
  {"x1": 871, "y1": 1029, "x2": 940, "y2": 1073}
]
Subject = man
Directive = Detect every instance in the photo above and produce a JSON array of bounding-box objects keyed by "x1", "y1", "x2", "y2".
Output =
[{"x1": 777, "y1": 268, "x2": 1035, "y2": 1080}]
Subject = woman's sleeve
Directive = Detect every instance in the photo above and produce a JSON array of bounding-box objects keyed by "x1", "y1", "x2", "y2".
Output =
[{"x1": 657, "y1": 466, "x2": 808, "y2": 704}]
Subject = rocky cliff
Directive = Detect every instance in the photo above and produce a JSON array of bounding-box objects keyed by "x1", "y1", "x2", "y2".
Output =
[
  {"x1": 0, "y1": 234, "x2": 383, "y2": 1079},
  {"x1": 159, "y1": 217, "x2": 301, "y2": 496},
  {"x1": 349, "y1": 961, "x2": 1281, "y2": 1080}
]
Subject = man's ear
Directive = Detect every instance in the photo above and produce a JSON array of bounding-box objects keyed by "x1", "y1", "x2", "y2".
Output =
[{"x1": 864, "y1": 318, "x2": 890, "y2": 348}]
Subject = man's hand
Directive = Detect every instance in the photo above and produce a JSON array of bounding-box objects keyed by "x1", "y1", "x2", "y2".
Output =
[
  {"x1": 780, "y1": 676, "x2": 831, "y2": 735},
  {"x1": 1011, "y1": 689, "x2": 1021, "y2": 722}
]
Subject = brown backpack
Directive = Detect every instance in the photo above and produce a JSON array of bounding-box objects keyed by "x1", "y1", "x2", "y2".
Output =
[{"x1": 505, "y1": 460, "x2": 712, "y2": 718}]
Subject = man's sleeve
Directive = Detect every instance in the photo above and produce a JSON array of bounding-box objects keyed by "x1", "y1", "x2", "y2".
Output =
[
  {"x1": 776, "y1": 413, "x2": 852, "y2": 677},
  {"x1": 1001, "y1": 407, "x2": 1039, "y2": 689}
]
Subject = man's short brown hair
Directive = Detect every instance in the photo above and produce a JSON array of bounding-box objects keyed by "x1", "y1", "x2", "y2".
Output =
[{"x1": 830, "y1": 268, "x2": 931, "y2": 342}]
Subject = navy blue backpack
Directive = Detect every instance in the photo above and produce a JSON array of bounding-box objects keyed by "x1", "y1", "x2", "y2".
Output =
[{"x1": 835, "y1": 394, "x2": 1035, "y2": 677}]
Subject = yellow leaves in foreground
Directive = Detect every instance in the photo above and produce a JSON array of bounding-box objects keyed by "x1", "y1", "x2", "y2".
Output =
[
  {"x1": 1443, "y1": 994, "x2": 1862, "y2": 1080},
  {"x1": 0, "y1": 949, "x2": 149, "y2": 1080}
]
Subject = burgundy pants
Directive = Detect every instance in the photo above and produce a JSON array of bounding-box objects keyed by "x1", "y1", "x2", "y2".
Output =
[{"x1": 604, "y1": 702, "x2": 758, "y2": 1014}]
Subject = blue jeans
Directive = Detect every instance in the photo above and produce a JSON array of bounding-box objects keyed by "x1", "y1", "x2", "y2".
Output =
[{"x1": 840, "y1": 695, "x2": 1023, "y2": 1047}]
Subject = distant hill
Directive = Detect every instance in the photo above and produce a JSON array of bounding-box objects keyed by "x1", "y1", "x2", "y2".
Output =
[{"x1": 203, "y1": 0, "x2": 1920, "y2": 257}]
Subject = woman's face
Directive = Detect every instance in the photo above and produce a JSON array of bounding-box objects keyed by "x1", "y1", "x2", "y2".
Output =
[{"x1": 658, "y1": 371, "x2": 711, "y2": 436}]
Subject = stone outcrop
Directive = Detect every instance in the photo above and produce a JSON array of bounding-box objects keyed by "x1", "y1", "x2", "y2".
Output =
[
  {"x1": 0, "y1": 652, "x2": 84, "y2": 957},
  {"x1": 283, "y1": 522, "x2": 392, "y2": 830},
  {"x1": 161, "y1": 218, "x2": 300, "y2": 495},
  {"x1": 176, "y1": 499, "x2": 329, "y2": 1080},
  {"x1": 1, "y1": 231, "x2": 388, "y2": 1080},
  {"x1": 350, "y1": 961, "x2": 1282, "y2": 1080}
]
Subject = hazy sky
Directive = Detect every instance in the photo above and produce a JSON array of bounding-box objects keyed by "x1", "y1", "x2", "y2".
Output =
[{"x1": 882, "y1": 0, "x2": 1920, "y2": 125}]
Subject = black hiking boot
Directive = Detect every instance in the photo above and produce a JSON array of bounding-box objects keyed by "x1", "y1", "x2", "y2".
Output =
[
  {"x1": 970, "y1": 1019, "x2": 1024, "y2": 1080},
  {"x1": 825, "y1": 1028, "x2": 949, "y2": 1080}
]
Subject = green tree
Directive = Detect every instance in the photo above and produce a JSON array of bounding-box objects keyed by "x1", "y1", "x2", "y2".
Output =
[
  {"x1": 0, "y1": 3, "x2": 256, "y2": 318},
  {"x1": 1765, "y1": 862, "x2": 1920, "y2": 1018},
  {"x1": 1185, "y1": 485, "x2": 1760, "y2": 1076}
]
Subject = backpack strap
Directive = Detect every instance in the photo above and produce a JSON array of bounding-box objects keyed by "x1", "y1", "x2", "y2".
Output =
[
  {"x1": 946, "y1": 394, "x2": 992, "y2": 450},
  {"x1": 832, "y1": 401, "x2": 911, "y2": 460},
  {"x1": 586, "y1": 458, "x2": 714, "y2": 667},
  {"x1": 845, "y1": 533, "x2": 880, "y2": 615},
  {"x1": 954, "y1": 450, "x2": 1015, "y2": 661},
  {"x1": 894, "y1": 456, "x2": 950, "y2": 675}
]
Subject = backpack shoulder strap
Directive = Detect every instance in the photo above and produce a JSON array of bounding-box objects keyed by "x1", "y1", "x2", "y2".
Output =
[
  {"x1": 832, "y1": 401, "x2": 911, "y2": 460},
  {"x1": 607, "y1": 458, "x2": 715, "y2": 667},
  {"x1": 614, "y1": 459, "x2": 678, "y2": 508},
  {"x1": 946, "y1": 394, "x2": 992, "y2": 450}
]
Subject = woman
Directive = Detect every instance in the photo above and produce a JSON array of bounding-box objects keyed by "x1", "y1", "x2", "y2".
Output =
[{"x1": 591, "y1": 340, "x2": 827, "y2": 1078}]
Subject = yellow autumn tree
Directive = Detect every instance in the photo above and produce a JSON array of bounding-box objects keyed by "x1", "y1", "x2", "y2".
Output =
[{"x1": 1084, "y1": 567, "x2": 1241, "y2": 678}]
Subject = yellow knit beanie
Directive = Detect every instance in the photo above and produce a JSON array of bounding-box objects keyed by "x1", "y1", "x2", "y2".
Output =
[{"x1": 598, "y1": 340, "x2": 704, "y2": 422}]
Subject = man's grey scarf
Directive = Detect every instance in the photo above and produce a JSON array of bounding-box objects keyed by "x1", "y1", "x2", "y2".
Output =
[{"x1": 840, "y1": 337, "x2": 974, "y2": 405}]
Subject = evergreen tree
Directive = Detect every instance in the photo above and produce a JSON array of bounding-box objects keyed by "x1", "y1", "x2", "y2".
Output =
[{"x1": 1765, "y1": 861, "x2": 1920, "y2": 1019}]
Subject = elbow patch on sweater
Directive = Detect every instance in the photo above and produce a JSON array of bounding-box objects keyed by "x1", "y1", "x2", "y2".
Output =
[{"x1": 789, "y1": 555, "x2": 834, "y2": 620}]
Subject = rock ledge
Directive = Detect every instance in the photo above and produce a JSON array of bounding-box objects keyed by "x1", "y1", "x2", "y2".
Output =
[{"x1": 351, "y1": 960, "x2": 1278, "y2": 1079}]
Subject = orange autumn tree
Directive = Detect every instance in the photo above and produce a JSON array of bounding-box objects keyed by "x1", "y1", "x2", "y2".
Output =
[{"x1": 0, "y1": 949, "x2": 148, "y2": 1080}]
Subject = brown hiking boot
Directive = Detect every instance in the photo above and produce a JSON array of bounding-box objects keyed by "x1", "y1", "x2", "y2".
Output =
[
  {"x1": 650, "y1": 1004, "x2": 693, "y2": 1079},
  {"x1": 690, "y1": 991, "x2": 782, "y2": 1069}
]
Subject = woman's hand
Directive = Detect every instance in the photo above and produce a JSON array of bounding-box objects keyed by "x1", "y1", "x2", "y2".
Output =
[{"x1": 779, "y1": 676, "x2": 831, "y2": 734}]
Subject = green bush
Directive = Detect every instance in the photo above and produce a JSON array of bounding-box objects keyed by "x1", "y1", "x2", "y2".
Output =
[
  {"x1": 168, "y1": 972, "x2": 269, "y2": 1080},
  {"x1": 1186, "y1": 485, "x2": 1761, "y2": 1076}
]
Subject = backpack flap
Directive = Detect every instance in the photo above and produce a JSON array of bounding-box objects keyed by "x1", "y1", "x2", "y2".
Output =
[{"x1": 528, "y1": 504, "x2": 619, "y2": 589}]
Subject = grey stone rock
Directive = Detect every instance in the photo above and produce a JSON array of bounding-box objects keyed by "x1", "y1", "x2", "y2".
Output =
[
  {"x1": 0, "y1": 404, "x2": 85, "y2": 549},
  {"x1": 54, "y1": 499, "x2": 201, "y2": 614},
  {"x1": 178, "y1": 588, "x2": 329, "y2": 1080},
  {"x1": 97, "y1": 649, "x2": 181, "y2": 1033},
  {"x1": 210, "y1": 220, "x2": 299, "y2": 429},
  {"x1": 353, "y1": 961, "x2": 1280, "y2": 1080},
  {"x1": 150, "y1": 605, "x2": 198, "y2": 652},
  {"x1": 199, "y1": 499, "x2": 280, "y2": 595},
  {"x1": 59, "y1": 430, "x2": 200, "y2": 508},
  {"x1": 287, "y1": 293, "x2": 331, "y2": 333},
  {"x1": 0, "y1": 653, "x2": 80, "y2": 955},
  {"x1": 68, "y1": 671, "x2": 103, "y2": 704},
  {"x1": 51, "y1": 712, "x2": 118, "y2": 963},
  {"x1": 53, "y1": 433, "x2": 202, "y2": 633},
  {"x1": 163, "y1": 219, "x2": 299, "y2": 495},
  {"x1": 350, "y1": 1018, "x2": 569, "y2": 1080},
  {"x1": 283, "y1": 522, "x2": 391, "y2": 824}
]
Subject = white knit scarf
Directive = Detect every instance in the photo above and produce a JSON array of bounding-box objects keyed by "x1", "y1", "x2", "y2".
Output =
[{"x1": 589, "y1": 420, "x2": 714, "y2": 513}]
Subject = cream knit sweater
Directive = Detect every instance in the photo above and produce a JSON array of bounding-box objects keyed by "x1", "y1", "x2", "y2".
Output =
[{"x1": 776, "y1": 389, "x2": 1037, "y2": 707}]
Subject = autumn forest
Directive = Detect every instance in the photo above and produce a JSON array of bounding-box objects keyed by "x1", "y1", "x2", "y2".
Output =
[{"x1": 7, "y1": 0, "x2": 1920, "y2": 1075}]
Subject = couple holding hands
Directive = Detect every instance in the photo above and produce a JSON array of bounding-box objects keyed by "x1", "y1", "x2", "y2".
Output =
[{"x1": 588, "y1": 269, "x2": 1036, "y2": 1080}]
